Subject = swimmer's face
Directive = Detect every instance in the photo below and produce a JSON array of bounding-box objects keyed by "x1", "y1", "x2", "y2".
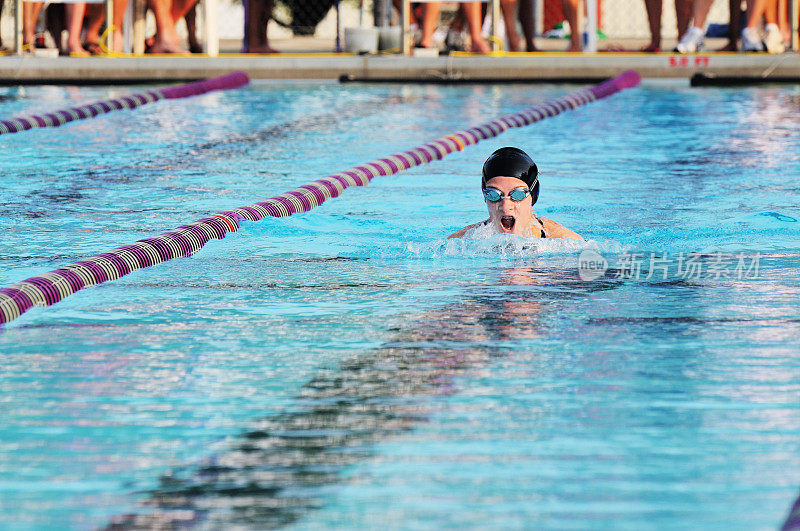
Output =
[{"x1": 484, "y1": 176, "x2": 535, "y2": 236}]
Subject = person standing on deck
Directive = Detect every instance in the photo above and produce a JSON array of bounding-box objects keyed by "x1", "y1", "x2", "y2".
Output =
[{"x1": 245, "y1": 0, "x2": 277, "y2": 52}]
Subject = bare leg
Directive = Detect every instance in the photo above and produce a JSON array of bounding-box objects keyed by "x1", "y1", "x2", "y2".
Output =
[
  {"x1": 691, "y1": 0, "x2": 715, "y2": 29},
  {"x1": 644, "y1": 0, "x2": 663, "y2": 50},
  {"x1": 44, "y1": 3, "x2": 65, "y2": 46},
  {"x1": 463, "y1": 2, "x2": 491, "y2": 52},
  {"x1": 171, "y1": 0, "x2": 198, "y2": 21},
  {"x1": 501, "y1": 0, "x2": 522, "y2": 50},
  {"x1": 561, "y1": 0, "x2": 581, "y2": 51},
  {"x1": 749, "y1": 0, "x2": 784, "y2": 51},
  {"x1": 84, "y1": 0, "x2": 127, "y2": 52},
  {"x1": 148, "y1": 0, "x2": 188, "y2": 53},
  {"x1": 419, "y1": 2, "x2": 441, "y2": 47},
  {"x1": 111, "y1": 0, "x2": 130, "y2": 51},
  {"x1": 65, "y1": 3, "x2": 89, "y2": 55},
  {"x1": 517, "y1": 0, "x2": 538, "y2": 50},
  {"x1": 184, "y1": 4, "x2": 201, "y2": 52},
  {"x1": 777, "y1": 0, "x2": 788, "y2": 40},
  {"x1": 717, "y1": 0, "x2": 741, "y2": 49},
  {"x1": 764, "y1": 0, "x2": 778, "y2": 24},
  {"x1": 744, "y1": 0, "x2": 767, "y2": 28},
  {"x1": 675, "y1": 0, "x2": 692, "y2": 38},
  {"x1": 84, "y1": 4, "x2": 104, "y2": 41},
  {"x1": 23, "y1": 2, "x2": 44, "y2": 46},
  {"x1": 246, "y1": 0, "x2": 276, "y2": 52}
]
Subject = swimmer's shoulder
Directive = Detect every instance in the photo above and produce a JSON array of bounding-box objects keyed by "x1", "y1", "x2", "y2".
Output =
[
  {"x1": 448, "y1": 220, "x2": 488, "y2": 239},
  {"x1": 538, "y1": 216, "x2": 583, "y2": 240}
]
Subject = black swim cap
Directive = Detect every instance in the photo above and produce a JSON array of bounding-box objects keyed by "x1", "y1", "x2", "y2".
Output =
[{"x1": 481, "y1": 147, "x2": 539, "y2": 204}]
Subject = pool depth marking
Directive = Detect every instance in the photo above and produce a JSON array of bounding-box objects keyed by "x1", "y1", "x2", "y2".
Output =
[
  {"x1": 0, "y1": 71, "x2": 249, "y2": 136},
  {"x1": 0, "y1": 70, "x2": 641, "y2": 325}
]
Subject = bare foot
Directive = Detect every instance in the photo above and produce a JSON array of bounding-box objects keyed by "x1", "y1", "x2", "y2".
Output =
[
  {"x1": 111, "y1": 33, "x2": 125, "y2": 53},
  {"x1": 641, "y1": 43, "x2": 661, "y2": 52},
  {"x1": 248, "y1": 45, "x2": 278, "y2": 53},
  {"x1": 84, "y1": 41, "x2": 104, "y2": 55},
  {"x1": 148, "y1": 38, "x2": 189, "y2": 54},
  {"x1": 507, "y1": 36, "x2": 522, "y2": 52},
  {"x1": 566, "y1": 44, "x2": 582, "y2": 52},
  {"x1": 68, "y1": 42, "x2": 90, "y2": 56},
  {"x1": 470, "y1": 36, "x2": 492, "y2": 53}
]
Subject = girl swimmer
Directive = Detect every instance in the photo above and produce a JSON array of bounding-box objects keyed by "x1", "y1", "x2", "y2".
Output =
[{"x1": 449, "y1": 147, "x2": 582, "y2": 240}]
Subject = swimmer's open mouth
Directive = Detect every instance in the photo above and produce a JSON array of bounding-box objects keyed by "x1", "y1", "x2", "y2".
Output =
[{"x1": 500, "y1": 216, "x2": 515, "y2": 231}]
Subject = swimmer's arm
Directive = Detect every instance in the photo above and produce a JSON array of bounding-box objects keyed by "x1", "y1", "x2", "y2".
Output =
[
  {"x1": 539, "y1": 217, "x2": 583, "y2": 239},
  {"x1": 448, "y1": 222, "x2": 482, "y2": 239}
]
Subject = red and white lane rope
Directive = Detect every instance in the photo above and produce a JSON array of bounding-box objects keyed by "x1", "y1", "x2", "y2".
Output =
[
  {"x1": 0, "y1": 71, "x2": 249, "y2": 136},
  {"x1": 0, "y1": 70, "x2": 641, "y2": 325}
]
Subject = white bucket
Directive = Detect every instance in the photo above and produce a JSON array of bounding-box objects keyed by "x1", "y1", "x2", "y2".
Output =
[
  {"x1": 344, "y1": 27, "x2": 380, "y2": 54},
  {"x1": 378, "y1": 26, "x2": 402, "y2": 51}
]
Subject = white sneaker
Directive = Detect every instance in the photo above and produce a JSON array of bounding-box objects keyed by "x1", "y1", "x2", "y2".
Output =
[
  {"x1": 674, "y1": 26, "x2": 705, "y2": 53},
  {"x1": 741, "y1": 27, "x2": 765, "y2": 52},
  {"x1": 763, "y1": 23, "x2": 785, "y2": 53}
]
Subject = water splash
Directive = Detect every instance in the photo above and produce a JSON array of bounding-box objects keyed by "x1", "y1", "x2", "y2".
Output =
[{"x1": 404, "y1": 232, "x2": 623, "y2": 261}]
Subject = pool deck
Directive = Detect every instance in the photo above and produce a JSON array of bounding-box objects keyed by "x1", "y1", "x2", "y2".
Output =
[{"x1": 1, "y1": 50, "x2": 799, "y2": 84}]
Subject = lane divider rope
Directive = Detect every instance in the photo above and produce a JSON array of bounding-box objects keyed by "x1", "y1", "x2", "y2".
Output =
[
  {"x1": 0, "y1": 71, "x2": 250, "y2": 136},
  {"x1": 0, "y1": 70, "x2": 641, "y2": 325}
]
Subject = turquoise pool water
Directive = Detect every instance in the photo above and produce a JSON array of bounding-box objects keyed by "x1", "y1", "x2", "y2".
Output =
[{"x1": 1, "y1": 79, "x2": 799, "y2": 529}]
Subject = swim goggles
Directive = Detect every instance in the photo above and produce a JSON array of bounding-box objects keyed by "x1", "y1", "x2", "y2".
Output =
[{"x1": 483, "y1": 186, "x2": 532, "y2": 202}]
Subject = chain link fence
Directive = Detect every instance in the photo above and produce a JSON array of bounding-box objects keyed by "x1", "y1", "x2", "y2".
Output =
[
  {"x1": 0, "y1": 0, "x2": 762, "y2": 53},
  {"x1": 536, "y1": 0, "x2": 732, "y2": 48}
]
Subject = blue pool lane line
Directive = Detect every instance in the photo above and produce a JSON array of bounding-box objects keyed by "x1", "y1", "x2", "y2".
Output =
[
  {"x1": 0, "y1": 70, "x2": 641, "y2": 325},
  {"x1": 0, "y1": 71, "x2": 250, "y2": 136}
]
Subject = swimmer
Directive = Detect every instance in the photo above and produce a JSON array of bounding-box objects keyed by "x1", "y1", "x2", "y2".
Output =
[{"x1": 449, "y1": 147, "x2": 582, "y2": 239}]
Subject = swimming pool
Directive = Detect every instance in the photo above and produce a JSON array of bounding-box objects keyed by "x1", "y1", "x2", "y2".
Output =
[{"x1": 1, "y1": 79, "x2": 799, "y2": 529}]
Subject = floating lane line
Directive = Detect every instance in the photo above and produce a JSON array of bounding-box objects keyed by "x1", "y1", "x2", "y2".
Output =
[
  {"x1": 0, "y1": 70, "x2": 641, "y2": 325},
  {"x1": 0, "y1": 71, "x2": 250, "y2": 136}
]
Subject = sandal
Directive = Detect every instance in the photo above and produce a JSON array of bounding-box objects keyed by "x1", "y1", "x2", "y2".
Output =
[{"x1": 84, "y1": 42, "x2": 105, "y2": 55}]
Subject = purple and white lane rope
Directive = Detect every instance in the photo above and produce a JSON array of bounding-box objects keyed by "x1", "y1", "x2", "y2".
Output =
[
  {"x1": 0, "y1": 71, "x2": 250, "y2": 136},
  {"x1": 0, "y1": 70, "x2": 641, "y2": 325}
]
